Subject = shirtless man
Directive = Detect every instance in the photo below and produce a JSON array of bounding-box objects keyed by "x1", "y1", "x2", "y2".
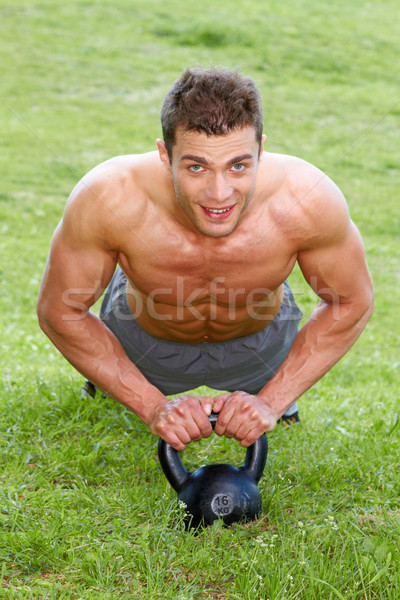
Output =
[{"x1": 37, "y1": 67, "x2": 374, "y2": 451}]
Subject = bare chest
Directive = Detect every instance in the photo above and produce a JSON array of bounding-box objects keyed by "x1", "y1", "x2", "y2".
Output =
[
  {"x1": 115, "y1": 214, "x2": 297, "y2": 341},
  {"x1": 119, "y1": 232, "x2": 296, "y2": 308}
]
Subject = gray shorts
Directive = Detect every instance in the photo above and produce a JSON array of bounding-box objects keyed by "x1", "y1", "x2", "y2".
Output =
[{"x1": 100, "y1": 268, "x2": 302, "y2": 410}]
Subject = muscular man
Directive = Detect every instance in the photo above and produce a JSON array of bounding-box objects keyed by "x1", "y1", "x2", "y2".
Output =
[{"x1": 37, "y1": 67, "x2": 373, "y2": 451}]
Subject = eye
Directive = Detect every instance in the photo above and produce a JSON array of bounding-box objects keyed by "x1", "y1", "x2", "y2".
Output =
[
  {"x1": 189, "y1": 164, "x2": 205, "y2": 173},
  {"x1": 231, "y1": 163, "x2": 245, "y2": 172}
]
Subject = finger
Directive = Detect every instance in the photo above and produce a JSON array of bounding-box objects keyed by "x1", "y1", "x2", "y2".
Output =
[
  {"x1": 234, "y1": 420, "x2": 256, "y2": 443},
  {"x1": 154, "y1": 402, "x2": 195, "y2": 442},
  {"x1": 187, "y1": 397, "x2": 213, "y2": 437},
  {"x1": 175, "y1": 396, "x2": 215, "y2": 441},
  {"x1": 212, "y1": 393, "x2": 230, "y2": 413},
  {"x1": 240, "y1": 426, "x2": 265, "y2": 447},
  {"x1": 214, "y1": 398, "x2": 237, "y2": 436},
  {"x1": 171, "y1": 403, "x2": 205, "y2": 442},
  {"x1": 197, "y1": 395, "x2": 214, "y2": 416},
  {"x1": 168, "y1": 436, "x2": 187, "y2": 451},
  {"x1": 157, "y1": 424, "x2": 189, "y2": 451},
  {"x1": 239, "y1": 413, "x2": 277, "y2": 446},
  {"x1": 214, "y1": 392, "x2": 253, "y2": 437}
]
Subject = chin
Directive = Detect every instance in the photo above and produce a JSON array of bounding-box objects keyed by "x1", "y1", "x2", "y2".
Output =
[{"x1": 197, "y1": 222, "x2": 237, "y2": 238}]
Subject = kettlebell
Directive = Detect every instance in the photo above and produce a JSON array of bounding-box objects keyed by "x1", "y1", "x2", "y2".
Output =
[{"x1": 157, "y1": 412, "x2": 268, "y2": 528}]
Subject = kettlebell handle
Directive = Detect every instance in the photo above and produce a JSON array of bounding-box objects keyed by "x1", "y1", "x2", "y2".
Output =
[{"x1": 157, "y1": 412, "x2": 268, "y2": 492}]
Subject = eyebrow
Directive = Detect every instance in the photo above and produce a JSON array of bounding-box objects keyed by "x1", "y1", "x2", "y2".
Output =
[{"x1": 180, "y1": 153, "x2": 254, "y2": 167}]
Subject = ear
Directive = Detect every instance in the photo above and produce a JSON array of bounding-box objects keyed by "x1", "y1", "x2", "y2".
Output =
[
  {"x1": 258, "y1": 134, "x2": 267, "y2": 161},
  {"x1": 156, "y1": 139, "x2": 171, "y2": 172}
]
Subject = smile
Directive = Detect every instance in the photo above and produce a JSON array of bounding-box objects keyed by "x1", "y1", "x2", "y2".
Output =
[{"x1": 200, "y1": 205, "x2": 235, "y2": 219}]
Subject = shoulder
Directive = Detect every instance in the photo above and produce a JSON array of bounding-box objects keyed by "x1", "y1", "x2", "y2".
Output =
[
  {"x1": 68, "y1": 152, "x2": 160, "y2": 212},
  {"x1": 259, "y1": 152, "x2": 350, "y2": 250},
  {"x1": 61, "y1": 152, "x2": 163, "y2": 249}
]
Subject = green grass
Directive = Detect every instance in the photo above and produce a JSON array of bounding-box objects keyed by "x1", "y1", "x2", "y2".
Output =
[{"x1": 1, "y1": 0, "x2": 399, "y2": 598}]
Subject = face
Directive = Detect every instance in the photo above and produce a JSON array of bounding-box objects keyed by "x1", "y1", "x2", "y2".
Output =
[{"x1": 157, "y1": 126, "x2": 266, "y2": 238}]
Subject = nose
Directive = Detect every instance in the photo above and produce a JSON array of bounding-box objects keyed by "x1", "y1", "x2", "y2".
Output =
[{"x1": 206, "y1": 173, "x2": 233, "y2": 204}]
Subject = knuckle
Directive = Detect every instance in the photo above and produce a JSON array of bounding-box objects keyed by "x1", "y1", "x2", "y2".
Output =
[
  {"x1": 186, "y1": 396, "x2": 198, "y2": 409},
  {"x1": 157, "y1": 423, "x2": 168, "y2": 435},
  {"x1": 175, "y1": 406, "x2": 186, "y2": 417}
]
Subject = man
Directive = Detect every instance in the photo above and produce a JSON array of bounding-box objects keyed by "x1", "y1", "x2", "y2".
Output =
[{"x1": 37, "y1": 67, "x2": 374, "y2": 452}]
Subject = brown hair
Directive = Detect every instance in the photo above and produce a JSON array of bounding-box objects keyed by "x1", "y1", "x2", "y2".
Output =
[{"x1": 161, "y1": 67, "x2": 264, "y2": 159}]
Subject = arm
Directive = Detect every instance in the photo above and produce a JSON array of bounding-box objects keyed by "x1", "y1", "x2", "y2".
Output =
[
  {"x1": 214, "y1": 177, "x2": 374, "y2": 445},
  {"x1": 258, "y1": 219, "x2": 374, "y2": 415},
  {"x1": 37, "y1": 175, "x2": 212, "y2": 450},
  {"x1": 37, "y1": 180, "x2": 164, "y2": 421}
]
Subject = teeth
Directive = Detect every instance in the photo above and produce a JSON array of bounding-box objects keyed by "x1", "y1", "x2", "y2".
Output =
[{"x1": 207, "y1": 207, "x2": 231, "y2": 213}]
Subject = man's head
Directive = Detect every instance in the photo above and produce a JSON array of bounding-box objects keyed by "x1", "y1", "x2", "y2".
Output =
[{"x1": 161, "y1": 67, "x2": 264, "y2": 160}]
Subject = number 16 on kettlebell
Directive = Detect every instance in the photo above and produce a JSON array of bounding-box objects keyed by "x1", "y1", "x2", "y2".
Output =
[{"x1": 157, "y1": 413, "x2": 268, "y2": 528}]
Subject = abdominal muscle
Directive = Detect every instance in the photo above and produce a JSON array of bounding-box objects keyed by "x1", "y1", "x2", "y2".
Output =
[{"x1": 125, "y1": 280, "x2": 284, "y2": 344}]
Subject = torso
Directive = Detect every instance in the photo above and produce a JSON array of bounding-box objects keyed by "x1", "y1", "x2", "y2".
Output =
[
  {"x1": 122, "y1": 238, "x2": 293, "y2": 342},
  {"x1": 89, "y1": 151, "x2": 308, "y2": 343}
]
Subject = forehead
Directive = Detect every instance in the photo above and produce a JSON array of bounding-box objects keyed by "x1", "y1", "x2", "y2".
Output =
[{"x1": 171, "y1": 126, "x2": 259, "y2": 163}]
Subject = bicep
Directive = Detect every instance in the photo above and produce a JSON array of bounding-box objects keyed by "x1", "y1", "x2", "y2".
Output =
[
  {"x1": 297, "y1": 221, "x2": 373, "y2": 308},
  {"x1": 38, "y1": 219, "x2": 118, "y2": 323}
]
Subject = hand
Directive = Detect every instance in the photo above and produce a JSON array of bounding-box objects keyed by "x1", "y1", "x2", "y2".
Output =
[
  {"x1": 211, "y1": 391, "x2": 278, "y2": 447},
  {"x1": 148, "y1": 394, "x2": 214, "y2": 451}
]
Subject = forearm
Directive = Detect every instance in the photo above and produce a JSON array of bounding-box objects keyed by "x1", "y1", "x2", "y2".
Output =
[
  {"x1": 37, "y1": 309, "x2": 165, "y2": 423},
  {"x1": 258, "y1": 298, "x2": 374, "y2": 416}
]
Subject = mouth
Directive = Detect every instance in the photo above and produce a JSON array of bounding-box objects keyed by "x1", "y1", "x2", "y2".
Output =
[{"x1": 200, "y1": 205, "x2": 235, "y2": 220}]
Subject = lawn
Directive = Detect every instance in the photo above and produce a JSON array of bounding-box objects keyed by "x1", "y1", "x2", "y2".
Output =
[{"x1": 0, "y1": 0, "x2": 399, "y2": 598}]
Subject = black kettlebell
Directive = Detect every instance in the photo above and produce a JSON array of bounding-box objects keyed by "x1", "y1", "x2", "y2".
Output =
[{"x1": 157, "y1": 412, "x2": 268, "y2": 528}]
